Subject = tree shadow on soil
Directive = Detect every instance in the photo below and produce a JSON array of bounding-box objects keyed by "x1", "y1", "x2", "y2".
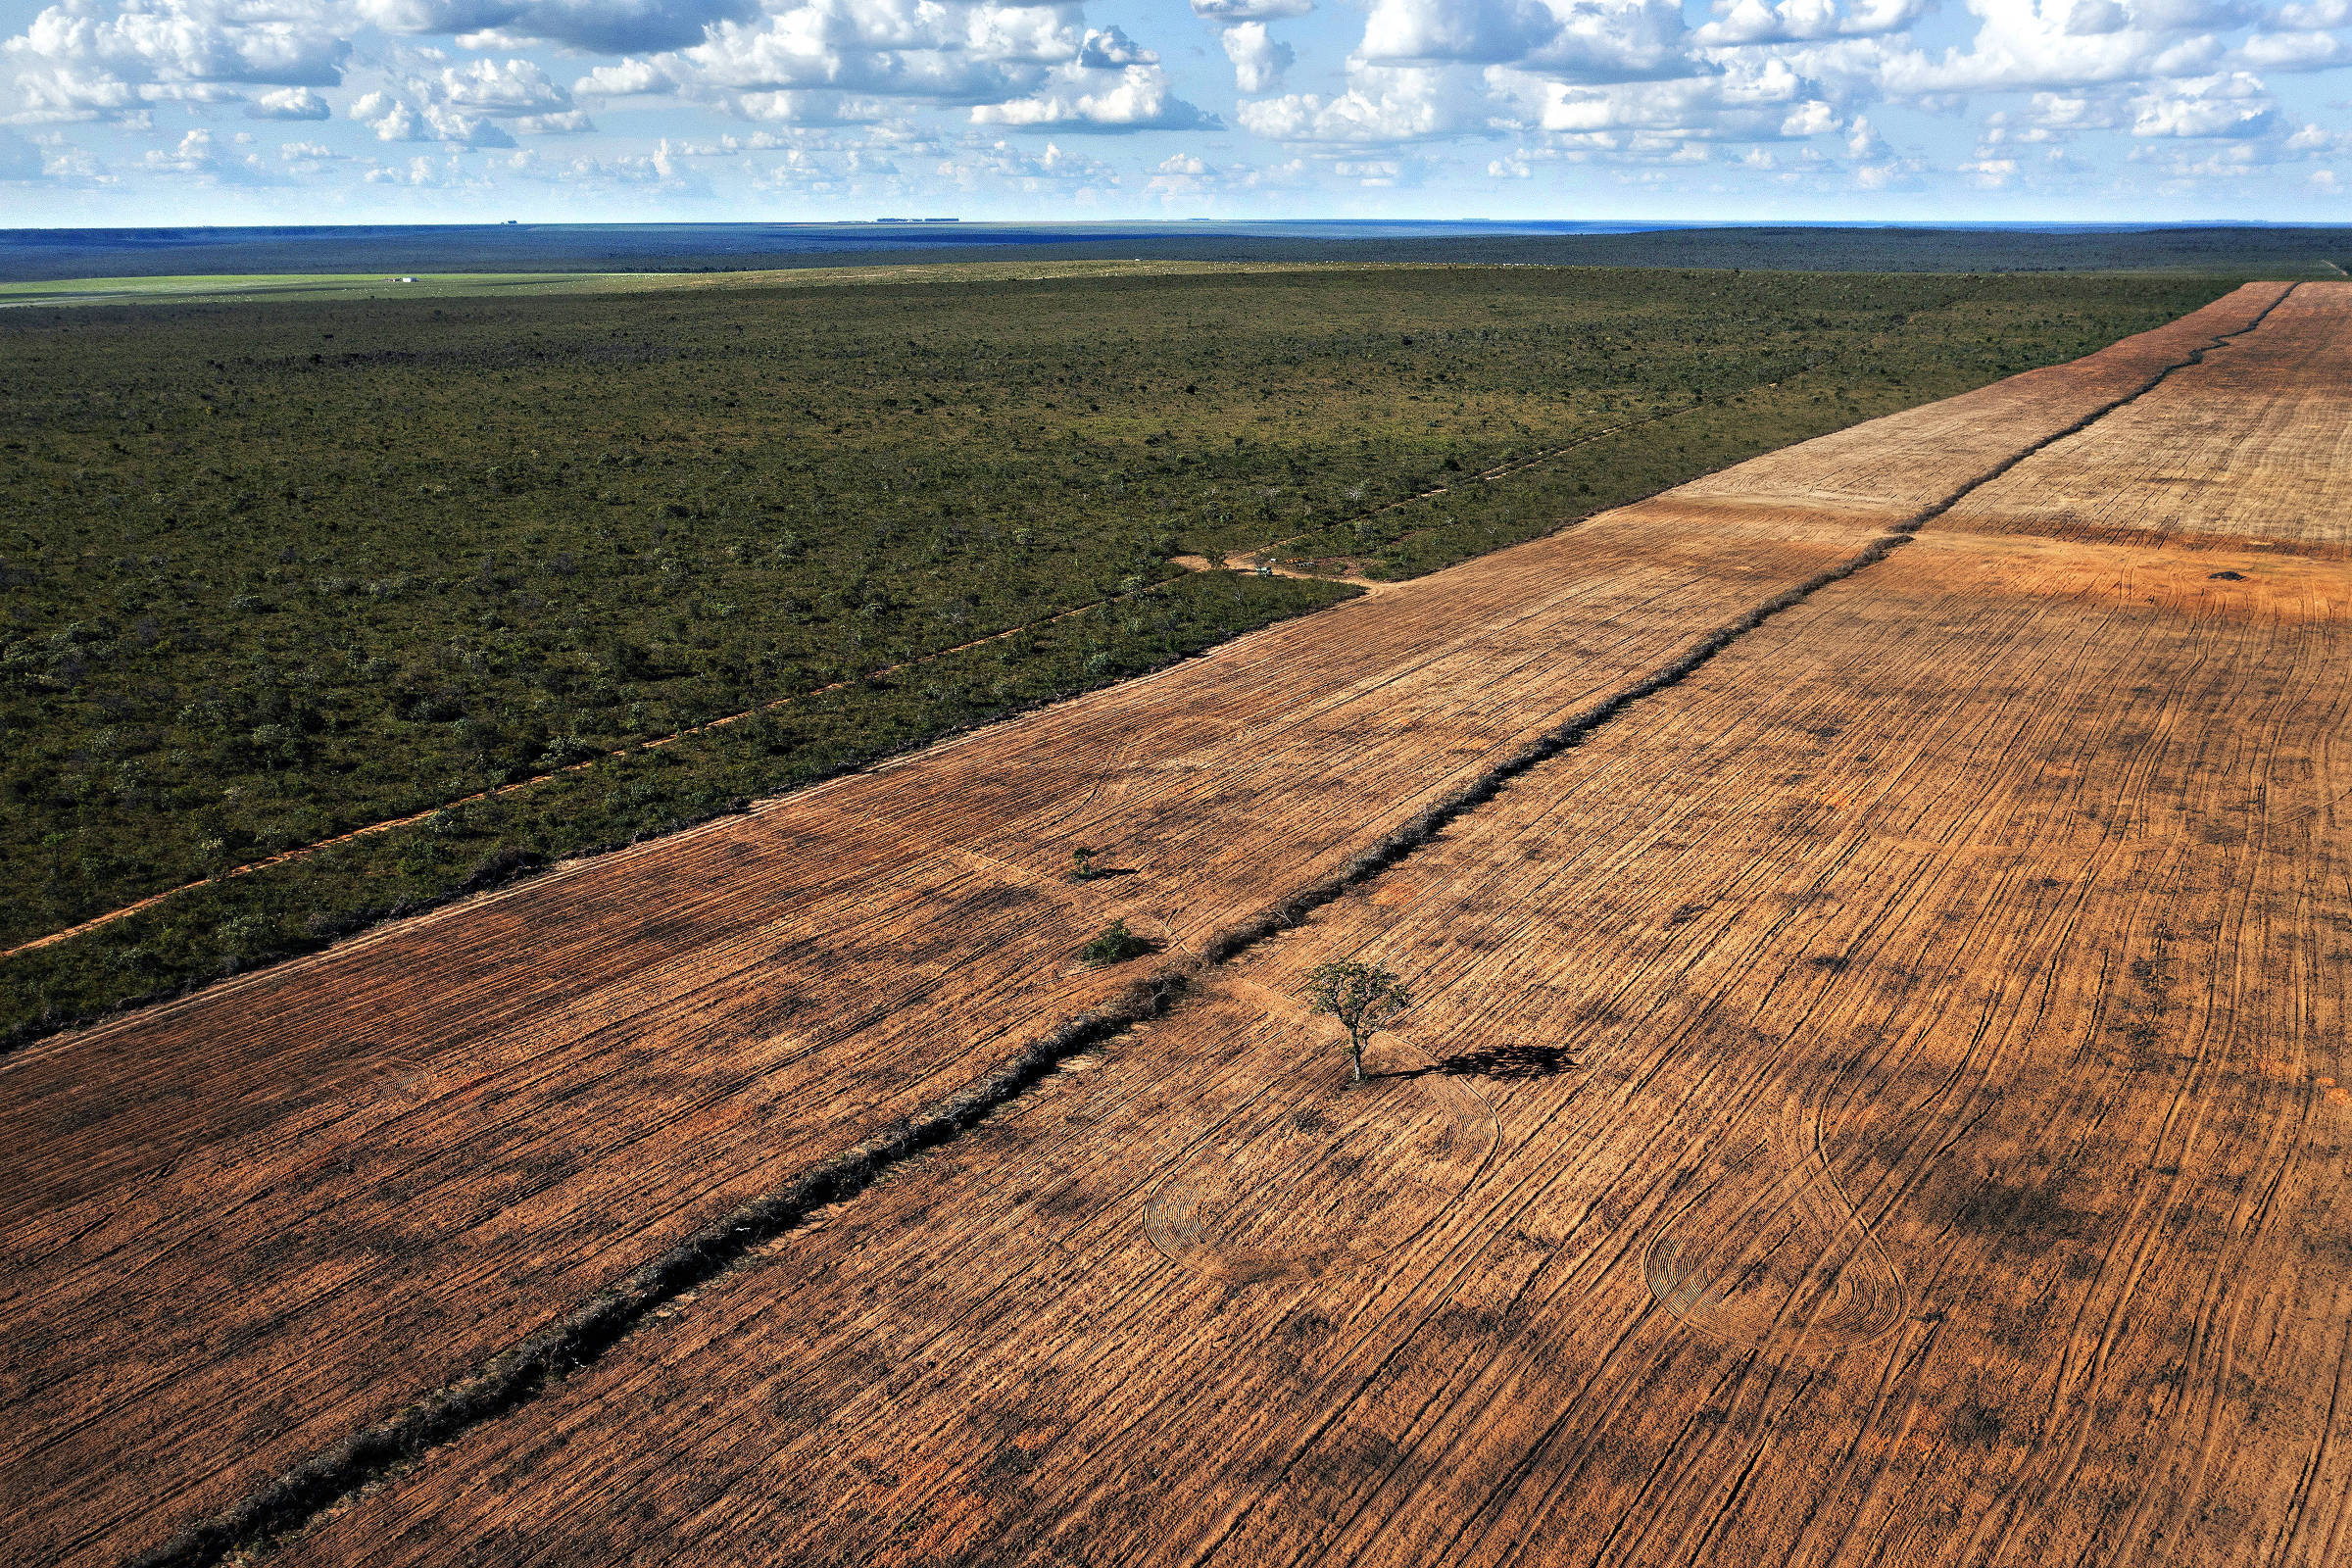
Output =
[{"x1": 1383, "y1": 1044, "x2": 1576, "y2": 1081}]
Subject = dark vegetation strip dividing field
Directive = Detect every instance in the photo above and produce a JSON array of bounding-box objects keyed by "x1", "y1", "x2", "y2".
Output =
[{"x1": 0, "y1": 266, "x2": 2233, "y2": 1046}]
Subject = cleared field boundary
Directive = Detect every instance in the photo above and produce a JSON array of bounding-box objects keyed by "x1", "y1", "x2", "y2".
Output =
[
  {"x1": 124, "y1": 284, "x2": 2295, "y2": 1568},
  {"x1": 1, "y1": 409, "x2": 1683, "y2": 965}
]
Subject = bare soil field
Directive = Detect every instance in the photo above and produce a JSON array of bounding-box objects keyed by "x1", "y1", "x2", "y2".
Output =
[
  {"x1": 1, "y1": 279, "x2": 2331, "y2": 1568},
  {"x1": 280, "y1": 521, "x2": 2352, "y2": 1568},
  {"x1": 1942, "y1": 282, "x2": 2352, "y2": 555},
  {"x1": 268, "y1": 287, "x2": 2352, "y2": 1568}
]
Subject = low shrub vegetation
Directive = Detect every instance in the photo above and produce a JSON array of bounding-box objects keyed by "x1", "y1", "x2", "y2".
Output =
[
  {"x1": 1078, "y1": 919, "x2": 1152, "y2": 966},
  {"x1": 0, "y1": 263, "x2": 2236, "y2": 1043}
]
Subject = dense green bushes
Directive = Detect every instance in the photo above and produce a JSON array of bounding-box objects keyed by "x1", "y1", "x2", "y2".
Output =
[
  {"x1": 0, "y1": 263, "x2": 2234, "y2": 1043},
  {"x1": 0, "y1": 568, "x2": 1348, "y2": 1047}
]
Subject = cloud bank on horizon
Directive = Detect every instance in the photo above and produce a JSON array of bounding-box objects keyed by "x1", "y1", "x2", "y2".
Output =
[{"x1": 2, "y1": 0, "x2": 2349, "y2": 220}]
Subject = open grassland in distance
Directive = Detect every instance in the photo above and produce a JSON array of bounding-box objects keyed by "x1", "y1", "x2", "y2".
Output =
[
  {"x1": 8, "y1": 283, "x2": 2348, "y2": 1568},
  {"x1": 0, "y1": 262, "x2": 2238, "y2": 1045}
]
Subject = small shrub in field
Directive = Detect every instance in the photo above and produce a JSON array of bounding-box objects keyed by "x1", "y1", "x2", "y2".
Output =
[{"x1": 1080, "y1": 919, "x2": 1150, "y2": 965}]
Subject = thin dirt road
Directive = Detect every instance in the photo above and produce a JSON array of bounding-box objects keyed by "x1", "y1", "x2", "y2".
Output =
[{"x1": 2, "y1": 281, "x2": 2332, "y2": 1568}]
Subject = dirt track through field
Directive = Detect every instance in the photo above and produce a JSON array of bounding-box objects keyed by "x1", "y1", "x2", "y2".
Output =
[{"x1": 5, "y1": 281, "x2": 2337, "y2": 1568}]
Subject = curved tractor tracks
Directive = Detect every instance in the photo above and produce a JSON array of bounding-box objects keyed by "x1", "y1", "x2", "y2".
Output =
[{"x1": 120, "y1": 284, "x2": 2297, "y2": 1568}]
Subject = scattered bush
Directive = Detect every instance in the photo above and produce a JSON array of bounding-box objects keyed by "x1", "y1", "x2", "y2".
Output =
[{"x1": 1079, "y1": 918, "x2": 1151, "y2": 966}]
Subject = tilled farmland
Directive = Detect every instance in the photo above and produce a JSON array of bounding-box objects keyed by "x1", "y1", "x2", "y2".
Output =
[{"x1": 7, "y1": 279, "x2": 2348, "y2": 1568}]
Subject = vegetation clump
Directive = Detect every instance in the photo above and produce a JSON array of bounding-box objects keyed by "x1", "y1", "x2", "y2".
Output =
[{"x1": 1079, "y1": 919, "x2": 1151, "y2": 966}]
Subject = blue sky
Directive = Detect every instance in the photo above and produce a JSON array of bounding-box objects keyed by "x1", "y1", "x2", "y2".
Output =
[{"x1": 4, "y1": 0, "x2": 2350, "y2": 224}]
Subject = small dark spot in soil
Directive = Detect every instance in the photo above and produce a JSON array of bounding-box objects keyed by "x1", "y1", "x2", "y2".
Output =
[
  {"x1": 739, "y1": 992, "x2": 808, "y2": 1034},
  {"x1": 985, "y1": 1445, "x2": 1038, "y2": 1479},
  {"x1": 1936, "y1": 1171, "x2": 2089, "y2": 1250},
  {"x1": 1949, "y1": 1398, "x2": 2006, "y2": 1446},
  {"x1": 2209, "y1": 570, "x2": 2246, "y2": 581},
  {"x1": 1035, "y1": 1184, "x2": 1095, "y2": 1219}
]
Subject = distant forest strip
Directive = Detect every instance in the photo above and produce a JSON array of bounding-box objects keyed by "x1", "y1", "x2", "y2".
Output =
[
  {"x1": 4, "y1": 221, "x2": 2348, "y2": 283},
  {"x1": 0, "y1": 264, "x2": 2236, "y2": 1048}
]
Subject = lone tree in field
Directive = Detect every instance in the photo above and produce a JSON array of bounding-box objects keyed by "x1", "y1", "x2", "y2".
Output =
[{"x1": 1303, "y1": 960, "x2": 1412, "y2": 1085}]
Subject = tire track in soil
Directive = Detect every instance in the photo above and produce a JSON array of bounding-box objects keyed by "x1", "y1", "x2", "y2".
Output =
[
  {"x1": 1141, "y1": 1025, "x2": 1497, "y2": 1288},
  {"x1": 1640, "y1": 1085, "x2": 1910, "y2": 1358},
  {"x1": 1918, "y1": 450, "x2": 2352, "y2": 1568},
  {"x1": 2080, "y1": 609, "x2": 2322, "y2": 1565},
  {"x1": 121, "y1": 285, "x2": 2301, "y2": 1568}
]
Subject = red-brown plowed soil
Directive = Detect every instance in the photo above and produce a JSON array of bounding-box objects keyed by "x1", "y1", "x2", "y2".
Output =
[
  {"x1": 1945, "y1": 281, "x2": 2352, "y2": 553},
  {"x1": 5, "y1": 518, "x2": 1869, "y2": 1566},
  {"x1": 274, "y1": 374, "x2": 2352, "y2": 1568},
  {"x1": 0, "y1": 281, "x2": 2314, "y2": 1567},
  {"x1": 1671, "y1": 281, "x2": 2288, "y2": 521}
]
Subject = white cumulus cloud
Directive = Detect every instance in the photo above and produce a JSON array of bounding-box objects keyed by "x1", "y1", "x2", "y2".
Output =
[
  {"x1": 245, "y1": 84, "x2": 329, "y2": 120},
  {"x1": 1240, "y1": 63, "x2": 1495, "y2": 142},
  {"x1": 4, "y1": 0, "x2": 349, "y2": 122},
  {"x1": 2131, "y1": 69, "x2": 2278, "y2": 134},
  {"x1": 570, "y1": 3, "x2": 1217, "y2": 130},
  {"x1": 1218, "y1": 22, "x2": 1293, "y2": 91}
]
